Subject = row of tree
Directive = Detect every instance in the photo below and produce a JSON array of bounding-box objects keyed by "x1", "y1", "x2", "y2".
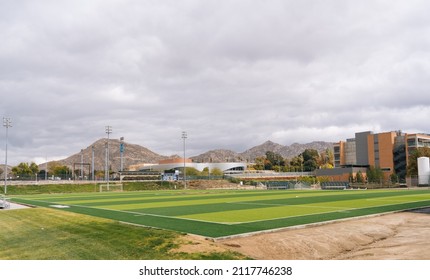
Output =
[
  {"x1": 348, "y1": 166, "x2": 389, "y2": 184},
  {"x1": 168, "y1": 167, "x2": 224, "y2": 177},
  {"x1": 0, "y1": 162, "x2": 41, "y2": 179},
  {"x1": 251, "y1": 149, "x2": 334, "y2": 172},
  {"x1": 1, "y1": 161, "x2": 97, "y2": 180},
  {"x1": 2, "y1": 161, "x2": 226, "y2": 180}
]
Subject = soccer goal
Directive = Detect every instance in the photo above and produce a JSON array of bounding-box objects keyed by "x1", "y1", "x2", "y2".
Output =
[
  {"x1": 0, "y1": 195, "x2": 10, "y2": 209},
  {"x1": 99, "y1": 183, "x2": 123, "y2": 192}
]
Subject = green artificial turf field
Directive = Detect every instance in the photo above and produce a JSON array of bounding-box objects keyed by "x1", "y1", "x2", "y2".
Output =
[{"x1": 11, "y1": 188, "x2": 430, "y2": 238}]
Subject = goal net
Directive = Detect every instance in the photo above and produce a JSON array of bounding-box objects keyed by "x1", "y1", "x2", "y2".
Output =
[{"x1": 99, "y1": 183, "x2": 123, "y2": 192}]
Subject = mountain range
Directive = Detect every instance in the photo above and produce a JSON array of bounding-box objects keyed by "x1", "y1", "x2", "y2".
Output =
[
  {"x1": 191, "y1": 140, "x2": 333, "y2": 163},
  {"x1": 46, "y1": 139, "x2": 333, "y2": 172}
]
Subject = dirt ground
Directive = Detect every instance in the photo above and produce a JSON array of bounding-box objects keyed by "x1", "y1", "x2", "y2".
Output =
[{"x1": 177, "y1": 210, "x2": 430, "y2": 260}]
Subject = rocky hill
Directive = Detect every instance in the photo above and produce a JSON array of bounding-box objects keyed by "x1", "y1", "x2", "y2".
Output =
[
  {"x1": 190, "y1": 149, "x2": 242, "y2": 163},
  {"x1": 240, "y1": 140, "x2": 333, "y2": 160},
  {"x1": 192, "y1": 141, "x2": 333, "y2": 163},
  {"x1": 239, "y1": 140, "x2": 285, "y2": 161},
  {"x1": 47, "y1": 138, "x2": 168, "y2": 172}
]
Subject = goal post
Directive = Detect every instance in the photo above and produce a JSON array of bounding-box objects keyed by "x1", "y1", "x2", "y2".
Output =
[{"x1": 99, "y1": 183, "x2": 123, "y2": 192}]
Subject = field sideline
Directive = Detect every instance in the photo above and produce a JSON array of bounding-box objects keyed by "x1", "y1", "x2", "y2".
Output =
[{"x1": 11, "y1": 188, "x2": 430, "y2": 238}]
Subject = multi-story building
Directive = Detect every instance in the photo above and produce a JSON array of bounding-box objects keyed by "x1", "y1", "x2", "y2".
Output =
[
  {"x1": 322, "y1": 130, "x2": 430, "y2": 182},
  {"x1": 334, "y1": 139, "x2": 357, "y2": 167},
  {"x1": 367, "y1": 131, "x2": 399, "y2": 174},
  {"x1": 405, "y1": 133, "x2": 430, "y2": 161}
]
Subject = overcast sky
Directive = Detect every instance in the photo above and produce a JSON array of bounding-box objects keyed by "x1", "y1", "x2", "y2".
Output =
[{"x1": 1, "y1": 0, "x2": 430, "y2": 165}]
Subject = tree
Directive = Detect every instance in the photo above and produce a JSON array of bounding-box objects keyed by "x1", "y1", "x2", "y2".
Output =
[
  {"x1": 281, "y1": 162, "x2": 291, "y2": 172},
  {"x1": 95, "y1": 170, "x2": 105, "y2": 180},
  {"x1": 320, "y1": 162, "x2": 334, "y2": 169},
  {"x1": 367, "y1": 166, "x2": 384, "y2": 183},
  {"x1": 48, "y1": 161, "x2": 62, "y2": 174},
  {"x1": 289, "y1": 155, "x2": 304, "y2": 172},
  {"x1": 303, "y1": 159, "x2": 317, "y2": 171},
  {"x1": 183, "y1": 167, "x2": 200, "y2": 176},
  {"x1": 318, "y1": 148, "x2": 334, "y2": 169},
  {"x1": 53, "y1": 165, "x2": 72, "y2": 179},
  {"x1": 30, "y1": 162, "x2": 39, "y2": 174},
  {"x1": 407, "y1": 147, "x2": 430, "y2": 176},
  {"x1": 390, "y1": 173, "x2": 399, "y2": 184},
  {"x1": 12, "y1": 162, "x2": 39, "y2": 178},
  {"x1": 265, "y1": 151, "x2": 285, "y2": 168},
  {"x1": 349, "y1": 172, "x2": 354, "y2": 183},
  {"x1": 356, "y1": 171, "x2": 364, "y2": 183},
  {"x1": 264, "y1": 159, "x2": 273, "y2": 170},
  {"x1": 210, "y1": 168, "x2": 223, "y2": 176},
  {"x1": 301, "y1": 149, "x2": 319, "y2": 171},
  {"x1": 253, "y1": 156, "x2": 266, "y2": 170},
  {"x1": 326, "y1": 148, "x2": 334, "y2": 166},
  {"x1": 201, "y1": 167, "x2": 210, "y2": 176}
]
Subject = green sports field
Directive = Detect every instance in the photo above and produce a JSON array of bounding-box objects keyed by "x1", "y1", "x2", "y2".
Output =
[{"x1": 11, "y1": 188, "x2": 430, "y2": 238}]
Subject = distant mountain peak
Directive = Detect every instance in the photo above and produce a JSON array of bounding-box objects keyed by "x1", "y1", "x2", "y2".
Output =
[
  {"x1": 43, "y1": 138, "x2": 168, "y2": 172},
  {"x1": 262, "y1": 140, "x2": 280, "y2": 145},
  {"x1": 41, "y1": 138, "x2": 334, "y2": 170}
]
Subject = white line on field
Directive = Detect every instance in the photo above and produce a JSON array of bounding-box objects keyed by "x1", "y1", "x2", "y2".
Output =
[{"x1": 227, "y1": 201, "x2": 353, "y2": 210}]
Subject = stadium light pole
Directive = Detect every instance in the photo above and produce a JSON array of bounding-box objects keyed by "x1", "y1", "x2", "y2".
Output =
[
  {"x1": 182, "y1": 131, "x2": 187, "y2": 189},
  {"x1": 91, "y1": 145, "x2": 95, "y2": 181},
  {"x1": 3, "y1": 117, "x2": 12, "y2": 195},
  {"x1": 105, "y1": 126, "x2": 112, "y2": 190},
  {"x1": 80, "y1": 149, "x2": 84, "y2": 180},
  {"x1": 120, "y1": 137, "x2": 124, "y2": 172}
]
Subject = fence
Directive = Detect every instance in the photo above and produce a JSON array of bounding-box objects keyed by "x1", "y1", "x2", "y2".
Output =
[
  {"x1": 320, "y1": 181, "x2": 350, "y2": 190},
  {"x1": 228, "y1": 171, "x2": 314, "y2": 179},
  {"x1": 407, "y1": 175, "x2": 430, "y2": 187},
  {"x1": 264, "y1": 180, "x2": 312, "y2": 190}
]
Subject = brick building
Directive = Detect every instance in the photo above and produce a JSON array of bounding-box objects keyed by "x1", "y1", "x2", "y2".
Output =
[{"x1": 317, "y1": 131, "x2": 430, "y2": 182}]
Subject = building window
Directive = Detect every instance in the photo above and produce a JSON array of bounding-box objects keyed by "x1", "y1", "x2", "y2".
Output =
[{"x1": 407, "y1": 138, "x2": 416, "y2": 147}]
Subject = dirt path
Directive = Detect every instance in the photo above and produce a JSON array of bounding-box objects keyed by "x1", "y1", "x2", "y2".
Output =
[
  {"x1": 178, "y1": 210, "x2": 430, "y2": 260},
  {"x1": 220, "y1": 211, "x2": 430, "y2": 259}
]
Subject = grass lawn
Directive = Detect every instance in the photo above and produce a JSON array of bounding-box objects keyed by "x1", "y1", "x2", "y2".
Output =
[{"x1": 0, "y1": 207, "x2": 245, "y2": 260}]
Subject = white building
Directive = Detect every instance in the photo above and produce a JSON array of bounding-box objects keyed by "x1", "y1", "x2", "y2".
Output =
[{"x1": 140, "y1": 158, "x2": 246, "y2": 174}]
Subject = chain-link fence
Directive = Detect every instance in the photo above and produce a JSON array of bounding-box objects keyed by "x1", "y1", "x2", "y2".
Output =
[{"x1": 407, "y1": 175, "x2": 430, "y2": 187}]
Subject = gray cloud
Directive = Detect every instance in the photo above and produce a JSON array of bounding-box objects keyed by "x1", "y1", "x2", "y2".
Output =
[{"x1": 1, "y1": 0, "x2": 430, "y2": 165}]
